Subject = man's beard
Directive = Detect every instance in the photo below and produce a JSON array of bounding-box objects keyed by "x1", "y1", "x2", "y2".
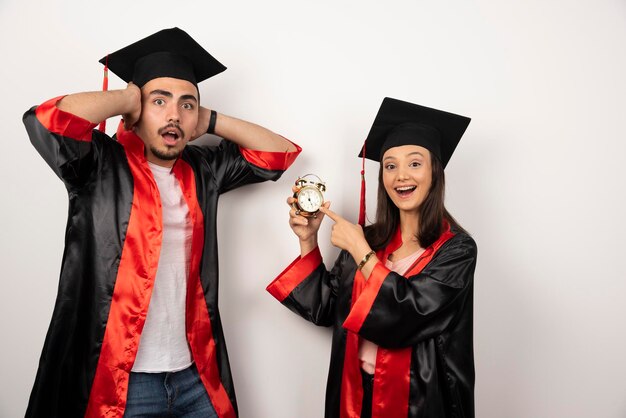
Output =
[
  {"x1": 149, "y1": 145, "x2": 181, "y2": 161},
  {"x1": 151, "y1": 122, "x2": 187, "y2": 161}
]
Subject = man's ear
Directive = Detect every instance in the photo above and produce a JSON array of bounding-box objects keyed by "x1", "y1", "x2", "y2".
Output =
[
  {"x1": 190, "y1": 124, "x2": 203, "y2": 141},
  {"x1": 191, "y1": 106, "x2": 211, "y2": 141}
]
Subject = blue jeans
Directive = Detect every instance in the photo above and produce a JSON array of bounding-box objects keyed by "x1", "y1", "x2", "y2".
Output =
[{"x1": 123, "y1": 364, "x2": 218, "y2": 418}]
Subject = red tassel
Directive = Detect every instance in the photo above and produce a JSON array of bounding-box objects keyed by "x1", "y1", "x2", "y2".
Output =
[
  {"x1": 98, "y1": 55, "x2": 109, "y2": 132},
  {"x1": 358, "y1": 141, "x2": 366, "y2": 226},
  {"x1": 358, "y1": 170, "x2": 366, "y2": 226}
]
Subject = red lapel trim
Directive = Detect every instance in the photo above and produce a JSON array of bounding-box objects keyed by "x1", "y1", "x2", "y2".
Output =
[
  {"x1": 342, "y1": 227, "x2": 401, "y2": 334},
  {"x1": 340, "y1": 227, "x2": 403, "y2": 418},
  {"x1": 85, "y1": 124, "x2": 162, "y2": 417},
  {"x1": 174, "y1": 159, "x2": 237, "y2": 418},
  {"x1": 372, "y1": 346, "x2": 412, "y2": 418},
  {"x1": 340, "y1": 223, "x2": 456, "y2": 418}
]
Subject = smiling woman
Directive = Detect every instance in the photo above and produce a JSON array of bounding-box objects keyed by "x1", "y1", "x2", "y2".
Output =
[
  {"x1": 382, "y1": 145, "x2": 432, "y2": 208},
  {"x1": 370, "y1": 141, "x2": 466, "y2": 255},
  {"x1": 268, "y1": 97, "x2": 476, "y2": 418},
  {"x1": 380, "y1": 145, "x2": 434, "y2": 245}
]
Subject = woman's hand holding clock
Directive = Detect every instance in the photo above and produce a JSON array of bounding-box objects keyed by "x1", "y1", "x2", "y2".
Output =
[{"x1": 287, "y1": 187, "x2": 330, "y2": 256}]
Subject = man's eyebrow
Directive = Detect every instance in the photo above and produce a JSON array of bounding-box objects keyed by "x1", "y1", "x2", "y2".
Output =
[
  {"x1": 180, "y1": 94, "x2": 198, "y2": 103},
  {"x1": 149, "y1": 89, "x2": 173, "y2": 97}
]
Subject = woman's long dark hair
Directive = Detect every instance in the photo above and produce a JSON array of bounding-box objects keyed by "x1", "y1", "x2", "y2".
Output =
[{"x1": 364, "y1": 153, "x2": 466, "y2": 250}]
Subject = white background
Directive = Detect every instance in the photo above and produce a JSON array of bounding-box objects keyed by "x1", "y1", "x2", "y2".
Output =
[{"x1": 1, "y1": 1, "x2": 625, "y2": 417}]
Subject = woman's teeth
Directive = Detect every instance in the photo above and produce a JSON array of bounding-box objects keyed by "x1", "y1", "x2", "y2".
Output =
[{"x1": 395, "y1": 186, "x2": 416, "y2": 195}]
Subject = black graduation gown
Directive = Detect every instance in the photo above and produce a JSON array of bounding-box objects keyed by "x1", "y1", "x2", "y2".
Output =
[
  {"x1": 22, "y1": 96, "x2": 300, "y2": 418},
  {"x1": 267, "y1": 225, "x2": 477, "y2": 418}
]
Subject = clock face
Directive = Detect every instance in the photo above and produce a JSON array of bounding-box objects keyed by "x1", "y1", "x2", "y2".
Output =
[{"x1": 297, "y1": 186, "x2": 323, "y2": 213}]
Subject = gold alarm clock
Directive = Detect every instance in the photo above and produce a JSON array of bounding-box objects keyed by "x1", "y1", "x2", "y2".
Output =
[{"x1": 293, "y1": 174, "x2": 326, "y2": 217}]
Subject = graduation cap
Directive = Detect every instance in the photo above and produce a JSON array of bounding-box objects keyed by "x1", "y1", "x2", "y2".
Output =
[
  {"x1": 356, "y1": 97, "x2": 471, "y2": 225},
  {"x1": 99, "y1": 27, "x2": 226, "y2": 88},
  {"x1": 358, "y1": 97, "x2": 471, "y2": 166},
  {"x1": 96, "y1": 27, "x2": 226, "y2": 132}
]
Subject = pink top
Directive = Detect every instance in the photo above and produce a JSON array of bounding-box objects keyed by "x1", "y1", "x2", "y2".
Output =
[{"x1": 358, "y1": 248, "x2": 425, "y2": 374}]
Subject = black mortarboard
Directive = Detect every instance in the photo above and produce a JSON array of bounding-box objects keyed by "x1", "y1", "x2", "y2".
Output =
[
  {"x1": 99, "y1": 27, "x2": 226, "y2": 88},
  {"x1": 358, "y1": 97, "x2": 471, "y2": 167}
]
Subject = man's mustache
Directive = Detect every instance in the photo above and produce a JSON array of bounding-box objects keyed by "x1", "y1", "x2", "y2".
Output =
[{"x1": 158, "y1": 123, "x2": 185, "y2": 140}]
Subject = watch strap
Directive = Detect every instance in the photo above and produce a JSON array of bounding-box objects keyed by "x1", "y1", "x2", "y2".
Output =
[{"x1": 207, "y1": 110, "x2": 217, "y2": 134}]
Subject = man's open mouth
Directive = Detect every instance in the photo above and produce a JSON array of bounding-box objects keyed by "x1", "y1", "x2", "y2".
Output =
[{"x1": 159, "y1": 126, "x2": 182, "y2": 146}]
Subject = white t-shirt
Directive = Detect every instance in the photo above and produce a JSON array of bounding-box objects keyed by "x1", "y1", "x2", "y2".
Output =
[{"x1": 132, "y1": 162, "x2": 193, "y2": 372}]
